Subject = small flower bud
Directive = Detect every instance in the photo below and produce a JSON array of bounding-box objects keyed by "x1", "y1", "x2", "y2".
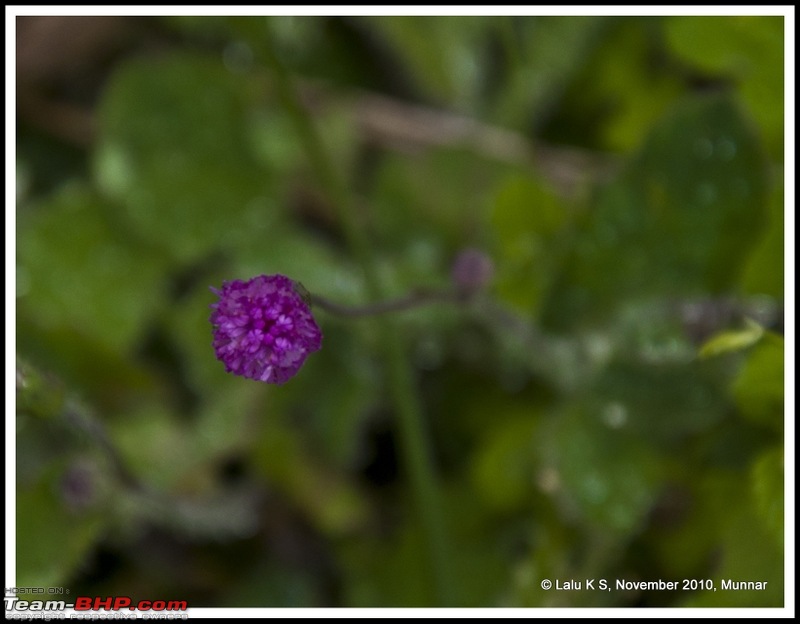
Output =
[
  {"x1": 61, "y1": 461, "x2": 97, "y2": 513},
  {"x1": 451, "y1": 248, "x2": 494, "y2": 296}
]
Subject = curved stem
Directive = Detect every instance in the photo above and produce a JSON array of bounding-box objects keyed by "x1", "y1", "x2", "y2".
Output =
[
  {"x1": 263, "y1": 28, "x2": 456, "y2": 606},
  {"x1": 311, "y1": 288, "x2": 463, "y2": 318}
]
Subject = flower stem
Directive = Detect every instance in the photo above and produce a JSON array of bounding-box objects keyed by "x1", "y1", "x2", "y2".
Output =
[
  {"x1": 263, "y1": 29, "x2": 456, "y2": 606},
  {"x1": 311, "y1": 288, "x2": 463, "y2": 318}
]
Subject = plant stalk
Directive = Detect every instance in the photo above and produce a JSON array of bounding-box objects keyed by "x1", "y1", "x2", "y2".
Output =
[{"x1": 263, "y1": 29, "x2": 455, "y2": 606}]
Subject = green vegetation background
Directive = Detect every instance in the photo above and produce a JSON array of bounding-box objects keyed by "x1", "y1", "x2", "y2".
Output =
[{"x1": 16, "y1": 15, "x2": 785, "y2": 608}]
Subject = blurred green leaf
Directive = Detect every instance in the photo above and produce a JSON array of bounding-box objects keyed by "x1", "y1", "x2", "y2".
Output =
[
  {"x1": 698, "y1": 317, "x2": 765, "y2": 359},
  {"x1": 442, "y1": 483, "x2": 519, "y2": 606},
  {"x1": 751, "y1": 446, "x2": 783, "y2": 549},
  {"x1": 17, "y1": 463, "x2": 108, "y2": 590},
  {"x1": 544, "y1": 94, "x2": 769, "y2": 330},
  {"x1": 731, "y1": 333, "x2": 784, "y2": 431},
  {"x1": 652, "y1": 467, "x2": 782, "y2": 607},
  {"x1": 491, "y1": 174, "x2": 571, "y2": 316},
  {"x1": 340, "y1": 483, "x2": 511, "y2": 607},
  {"x1": 109, "y1": 403, "x2": 199, "y2": 492},
  {"x1": 94, "y1": 53, "x2": 272, "y2": 262},
  {"x1": 246, "y1": 106, "x2": 305, "y2": 176},
  {"x1": 545, "y1": 406, "x2": 665, "y2": 534},
  {"x1": 665, "y1": 16, "x2": 784, "y2": 160},
  {"x1": 741, "y1": 180, "x2": 784, "y2": 297},
  {"x1": 589, "y1": 359, "x2": 728, "y2": 443},
  {"x1": 682, "y1": 495, "x2": 783, "y2": 607},
  {"x1": 340, "y1": 512, "x2": 431, "y2": 607},
  {"x1": 17, "y1": 184, "x2": 167, "y2": 353},
  {"x1": 470, "y1": 416, "x2": 539, "y2": 511}
]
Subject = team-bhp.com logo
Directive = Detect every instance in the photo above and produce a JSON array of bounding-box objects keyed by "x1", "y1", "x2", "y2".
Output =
[{"x1": 5, "y1": 595, "x2": 187, "y2": 615}]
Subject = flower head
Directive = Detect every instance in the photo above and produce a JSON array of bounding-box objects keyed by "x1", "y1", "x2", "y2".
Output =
[{"x1": 209, "y1": 274, "x2": 322, "y2": 384}]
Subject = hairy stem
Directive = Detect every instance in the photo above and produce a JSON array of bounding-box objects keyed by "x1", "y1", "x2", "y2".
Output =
[{"x1": 311, "y1": 288, "x2": 464, "y2": 318}]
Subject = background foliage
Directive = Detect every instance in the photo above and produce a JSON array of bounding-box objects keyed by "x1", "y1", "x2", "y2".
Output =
[{"x1": 16, "y1": 15, "x2": 785, "y2": 608}]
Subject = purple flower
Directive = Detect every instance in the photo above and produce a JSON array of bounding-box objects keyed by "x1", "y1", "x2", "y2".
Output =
[{"x1": 209, "y1": 275, "x2": 322, "y2": 384}]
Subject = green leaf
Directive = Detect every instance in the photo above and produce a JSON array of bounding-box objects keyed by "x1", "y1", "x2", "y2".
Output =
[
  {"x1": 17, "y1": 185, "x2": 167, "y2": 353},
  {"x1": 698, "y1": 317, "x2": 765, "y2": 359},
  {"x1": 109, "y1": 403, "x2": 198, "y2": 491},
  {"x1": 589, "y1": 359, "x2": 728, "y2": 443},
  {"x1": 545, "y1": 406, "x2": 665, "y2": 534},
  {"x1": 665, "y1": 16, "x2": 784, "y2": 160},
  {"x1": 544, "y1": 94, "x2": 769, "y2": 330},
  {"x1": 731, "y1": 334, "x2": 784, "y2": 431},
  {"x1": 682, "y1": 494, "x2": 783, "y2": 607},
  {"x1": 94, "y1": 53, "x2": 272, "y2": 262},
  {"x1": 751, "y1": 446, "x2": 783, "y2": 549},
  {"x1": 16, "y1": 463, "x2": 107, "y2": 590},
  {"x1": 339, "y1": 483, "x2": 510, "y2": 607},
  {"x1": 654, "y1": 468, "x2": 783, "y2": 606},
  {"x1": 470, "y1": 416, "x2": 539, "y2": 511},
  {"x1": 490, "y1": 174, "x2": 571, "y2": 316},
  {"x1": 741, "y1": 181, "x2": 784, "y2": 297},
  {"x1": 649, "y1": 471, "x2": 734, "y2": 581}
]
